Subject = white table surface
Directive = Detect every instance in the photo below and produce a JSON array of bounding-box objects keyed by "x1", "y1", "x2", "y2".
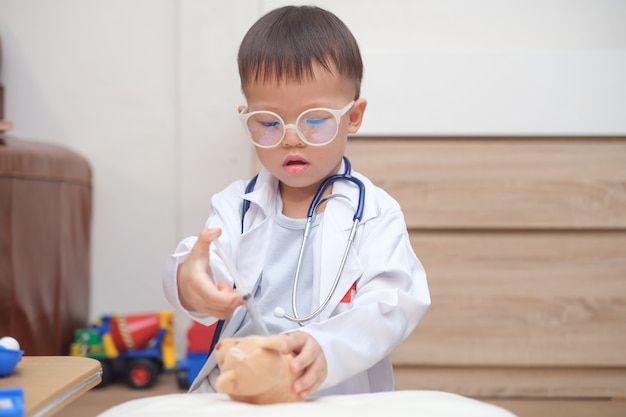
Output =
[{"x1": 97, "y1": 390, "x2": 518, "y2": 417}]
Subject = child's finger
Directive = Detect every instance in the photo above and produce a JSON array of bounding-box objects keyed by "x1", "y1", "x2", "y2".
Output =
[
  {"x1": 178, "y1": 227, "x2": 244, "y2": 316},
  {"x1": 292, "y1": 356, "x2": 326, "y2": 398},
  {"x1": 188, "y1": 228, "x2": 222, "y2": 264},
  {"x1": 281, "y1": 332, "x2": 327, "y2": 397}
]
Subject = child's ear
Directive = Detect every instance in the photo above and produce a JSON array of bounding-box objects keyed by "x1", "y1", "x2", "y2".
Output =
[{"x1": 347, "y1": 98, "x2": 367, "y2": 134}]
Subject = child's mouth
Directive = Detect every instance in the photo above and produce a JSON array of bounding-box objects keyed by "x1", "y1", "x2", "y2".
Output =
[{"x1": 284, "y1": 159, "x2": 308, "y2": 174}]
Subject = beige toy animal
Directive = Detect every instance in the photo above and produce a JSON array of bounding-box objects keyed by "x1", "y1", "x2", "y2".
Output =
[{"x1": 215, "y1": 335, "x2": 304, "y2": 405}]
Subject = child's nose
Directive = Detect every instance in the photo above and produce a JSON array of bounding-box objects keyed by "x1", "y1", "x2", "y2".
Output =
[{"x1": 281, "y1": 124, "x2": 305, "y2": 147}]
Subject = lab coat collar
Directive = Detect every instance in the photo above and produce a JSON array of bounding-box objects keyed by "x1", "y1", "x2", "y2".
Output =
[
  {"x1": 329, "y1": 170, "x2": 379, "y2": 226},
  {"x1": 240, "y1": 158, "x2": 380, "y2": 229},
  {"x1": 237, "y1": 157, "x2": 381, "y2": 323},
  {"x1": 238, "y1": 167, "x2": 279, "y2": 230}
]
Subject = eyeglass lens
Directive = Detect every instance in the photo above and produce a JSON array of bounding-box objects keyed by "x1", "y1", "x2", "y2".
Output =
[{"x1": 245, "y1": 109, "x2": 339, "y2": 147}]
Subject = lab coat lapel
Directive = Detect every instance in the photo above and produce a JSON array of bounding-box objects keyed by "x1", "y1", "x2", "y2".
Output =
[
  {"x1": 192, "y1": 175, "x2": 275, "y2": 393},
  {"x1": 236, "y1": 169, "x2": 277, "y2": 294},
  {"x1": 190, "y1": 307, "x2": 247, "y2": 391},
  {"x1": 220, "y1": 307, "x2": 248, "y2": 340},
  {"x1": 237, "y1": 223, "x2": 270, "y2": 294},
  {"x1": 315, "y1": 178, "x2": 365, "y2": 322}
]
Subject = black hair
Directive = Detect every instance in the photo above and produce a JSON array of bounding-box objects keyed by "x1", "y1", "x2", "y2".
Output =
[{"x1": 238, "y1": 5, "x2": 363, "y2": 99}]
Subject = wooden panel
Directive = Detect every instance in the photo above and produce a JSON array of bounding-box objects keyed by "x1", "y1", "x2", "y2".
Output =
[
  {"x1": 393, "y1": 366, "x2": 626, "y2": 398},
  {"x1": 349, "y1": 136, "x2": 625, "y2": 410},
  {"x1": 486, "y1": 399, "x2": 626, "y2": 417},
  {"x1": 393, "y1": 230, "x2": 626, "y2": 366},
  {"x1": 346, "y1": 137, "x2": 626, "y2": 229}
]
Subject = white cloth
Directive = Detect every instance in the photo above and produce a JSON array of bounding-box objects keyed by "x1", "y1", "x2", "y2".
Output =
[
  {"x1": 96, "y1": 391, "x2": 518, "y2": 417},
  {"x1": 163, "y1": 161, "x2": 430, "y2": 394}
]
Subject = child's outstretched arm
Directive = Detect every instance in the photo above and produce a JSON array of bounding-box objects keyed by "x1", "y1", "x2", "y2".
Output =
[{"x1": 176, "y1": 228, "x2": 243, "y2": 319}]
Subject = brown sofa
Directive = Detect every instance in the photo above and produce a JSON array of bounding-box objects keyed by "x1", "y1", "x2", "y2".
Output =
[{"x1": 0, "y1": 135, "x2": 92, "y2": 355}]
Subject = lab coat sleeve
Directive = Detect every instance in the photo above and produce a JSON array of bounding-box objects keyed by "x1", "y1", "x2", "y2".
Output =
[
  {"x1": 162, "y1": 180, "x2": 248, "y2": 326},
  {"x1": 302, "y1": 200, "x2": 430, "y2": 390},
  {"x1": 162, "y1": 235, "x2": 220, "y2": 326}
]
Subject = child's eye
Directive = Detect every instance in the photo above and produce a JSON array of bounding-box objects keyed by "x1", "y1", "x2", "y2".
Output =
[
  {"x1": 260, "y1": 120, "x2": 281, "y2": 128},
  {"x1": 303, "y1": 118, "x2": 327, "y2": 126}
]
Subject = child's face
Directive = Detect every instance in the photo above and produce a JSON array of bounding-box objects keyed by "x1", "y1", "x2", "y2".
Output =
[{"x1": 241, "y1": 65, "x2": 366, "y2": 197}]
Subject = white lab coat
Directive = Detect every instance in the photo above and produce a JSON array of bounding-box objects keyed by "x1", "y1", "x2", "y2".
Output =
[{"x1": 163, "y1": 161, "x2": 430, "y2": 395}]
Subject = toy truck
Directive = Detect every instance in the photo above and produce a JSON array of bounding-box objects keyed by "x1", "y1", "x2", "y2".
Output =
[
  {"x1": 70, "y1": 311, "x2": 176, "y2": 389},
  {"x1": 174, "y1": 321, "x2": 218, "y2": 389}
]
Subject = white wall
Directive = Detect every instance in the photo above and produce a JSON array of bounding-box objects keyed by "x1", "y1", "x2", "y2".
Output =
[
  {"x1": 1, "y1": 0, "x2": 624, "y2": 321},
  {"x1": 0, "y1": 0, "x2": 257, "y2": 318},
  {"x1": 275, "y1": 0, "x2": 626, "y2": 135}
]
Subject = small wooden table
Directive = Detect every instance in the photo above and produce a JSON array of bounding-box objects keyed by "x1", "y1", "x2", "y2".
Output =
[{"x1": 0, "y1": 356, "x2": 102, "y2": 417}]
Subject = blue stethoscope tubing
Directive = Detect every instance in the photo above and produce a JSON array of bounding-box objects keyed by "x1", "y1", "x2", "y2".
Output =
[{"x1": 274, "y1": 156, "x2": 366, "y2": 325}]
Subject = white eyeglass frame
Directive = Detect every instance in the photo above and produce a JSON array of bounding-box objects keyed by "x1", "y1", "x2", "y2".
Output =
[{"x1": 239, "y1": 101, "x2": 355, "y2": 148}]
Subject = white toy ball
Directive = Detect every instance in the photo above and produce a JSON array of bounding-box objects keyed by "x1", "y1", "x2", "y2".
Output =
[{"x1": 0, "y1": 336, "x2": 21, "y2": 351}]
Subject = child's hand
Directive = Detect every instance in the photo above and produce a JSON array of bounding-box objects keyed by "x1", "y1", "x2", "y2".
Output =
[
  {"x1": 282, "y1": 331, "x2": 327, "y2": 398},
  {"x1": 177, "y1": 228, "x2": 243, "y2": 318}
]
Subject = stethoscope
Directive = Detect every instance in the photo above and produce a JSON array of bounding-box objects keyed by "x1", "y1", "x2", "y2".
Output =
[
  {"x1": 206, "y1": 157, "x2": 365, "y2": 352},
  {"x1": 269, "y1": 156, "x2": 366, "y2": 325}
]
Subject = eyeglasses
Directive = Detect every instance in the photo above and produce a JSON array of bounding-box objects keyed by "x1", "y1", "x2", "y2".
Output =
[{"x1": 239, "y1": 101, "x2": 355, "y2": 148}]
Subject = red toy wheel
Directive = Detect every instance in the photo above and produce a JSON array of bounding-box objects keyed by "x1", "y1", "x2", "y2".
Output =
[{"x1": 125, "y1": 358, "x2": 159, "y2": 389}]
